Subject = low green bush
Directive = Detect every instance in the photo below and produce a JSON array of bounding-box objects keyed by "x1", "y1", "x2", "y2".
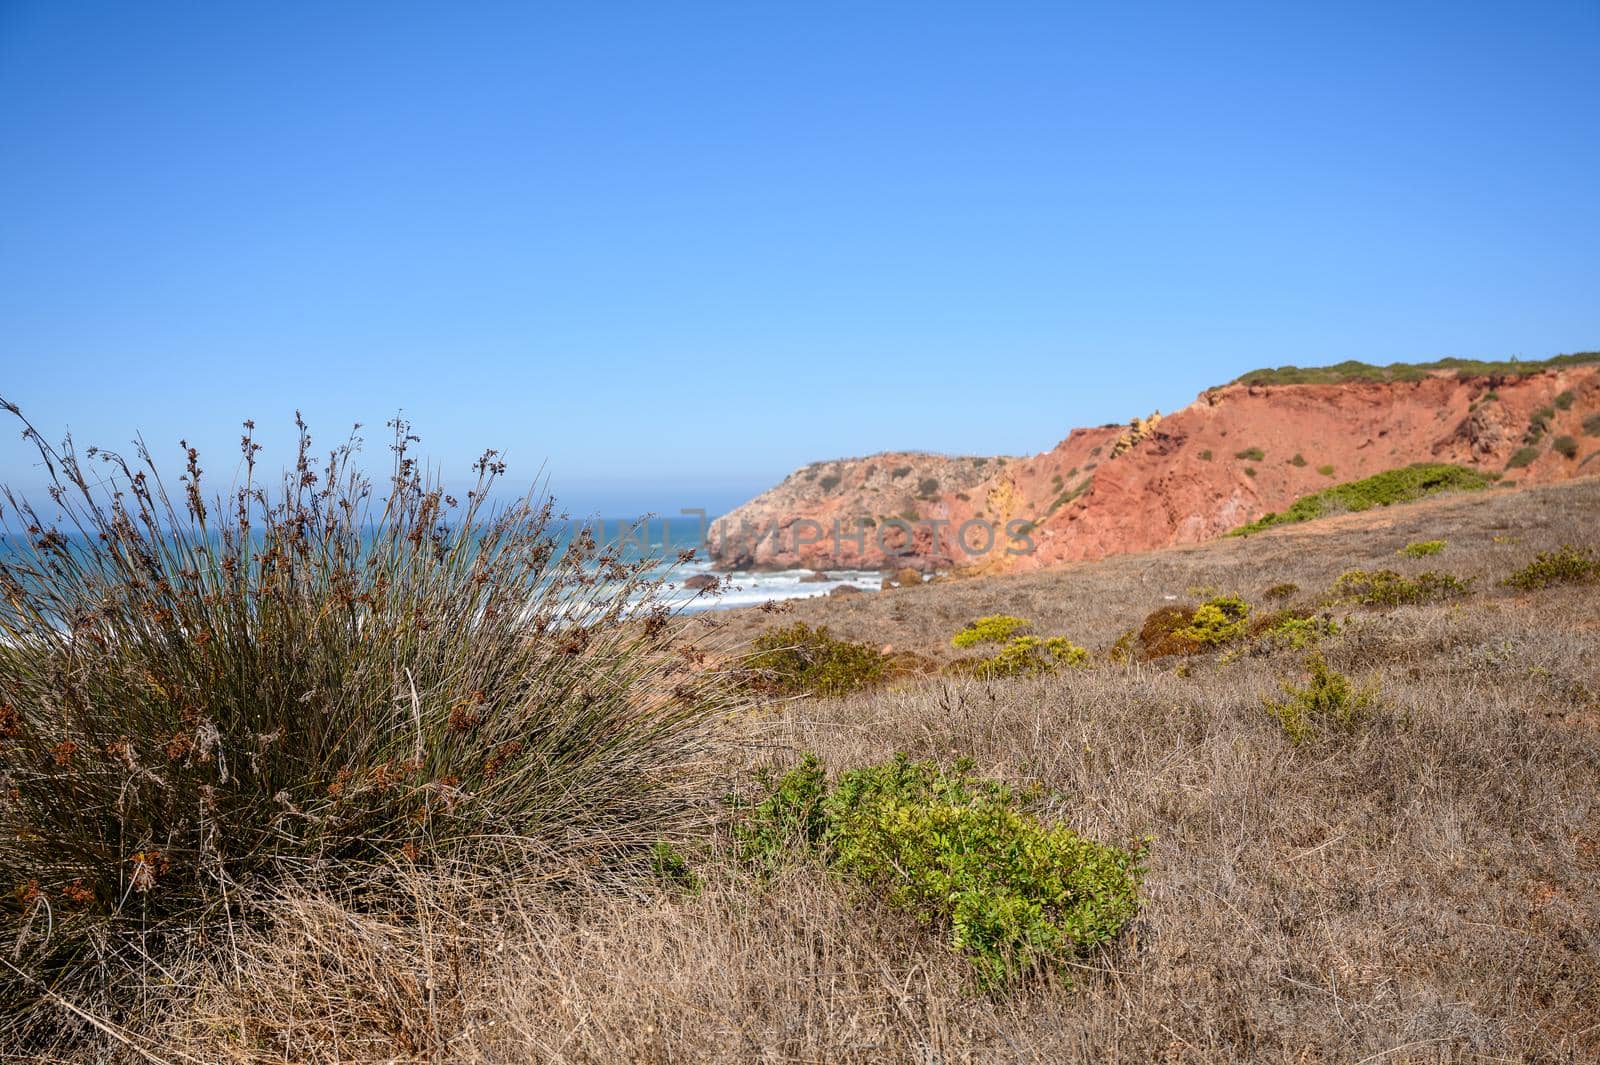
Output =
[
  {"x1": 1523, "y1": 406, "x2": 1556, "y2": 446},
  {"x1": 1584, "y1": 413, "x2": 1600, "y2": 437},
  {"x1": 1198, "y1": 449, "x2": 1213, "y2": 461},
  {"x1": 1552, "y1": 435, "x2": 1579, "y2": 459},
  {"x1": 1503, "y1": 545, "x2": 1600, "y2": 591},
  {"x1": 649, "y1": 841, "x2": 703, "y2": 893},
  {"x1": 976, "y1": 635, "x2": 1090, "y2": 677},
  {"x1": 1398, "y1": 539, "x2": 1446, "y2": 558},
  {"x1": 1251, "y1": 610, "x2": 1339, "y2": 650},
  {"x1": 1134, "y1": 596, "x2": 1251, "y2": 659},
  {"x1": 1263, "y1": 582, "x2": 1300, "y2": 600},
  {"x1": 1230, "y1": 464, "x2": 1492, "y2": 535},
  {"x1": 1235, "y1": 447, "x2": 1266, "y2": 461},
  {"x1": 737, "y1": 755, "x2": 1145, "y2": 986},
  {"x1": 951, "y1": 615, "x2": 1031, "y2": 648},
  {"x1": 1137, "y1": 605, "x2": 1199, "y2": 659},
  {"x1": 1228, "y1": 352, "x2": 1600, "y2": 387},
  {"x1": 1506, "y1": 446, "x2": 1540, "y2": 470},
  {"x1": 1331, "y1": 569, "x2": 1473, "y2": 607},
  {"x1": 1317, "y1": 464, "x2": 1336, "y2": 477},
  {"x1": 733, "y1": 754, "x2": 830, "y2": 867},
  {"x1": 1177, "y1": 595, "x2": 1251, "y2": 645},
  {"x1": 1554, "y1": 390, "x2": 1575, "y2": 410},
  {"x1": 744, "y1": 623, "x2": 887, "y2": 696},
  {"x1": 1263, "y1": 656, "x2": 1377, "y2": 745},
  {"x1": 1289, "y1": 453, "x2": 1308, "y2": 467}
]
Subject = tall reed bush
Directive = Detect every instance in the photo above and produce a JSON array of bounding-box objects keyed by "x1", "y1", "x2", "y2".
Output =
[{"x1": 0, "y1": 404, "x2": 728, "y2": 1039}]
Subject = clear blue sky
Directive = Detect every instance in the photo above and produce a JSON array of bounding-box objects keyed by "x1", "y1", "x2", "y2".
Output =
[{"x1": 2, "y1": 2, "x2": 1596, "y2": 515}]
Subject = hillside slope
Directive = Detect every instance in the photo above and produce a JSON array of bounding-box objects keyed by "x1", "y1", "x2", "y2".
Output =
[{"x1": 707, "y1": 356, "x2": 1600, "y2": 572}]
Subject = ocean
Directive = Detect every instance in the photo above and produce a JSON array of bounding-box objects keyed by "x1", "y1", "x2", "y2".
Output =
[
  {"x1": 584, "y1": 514, "x2": 881, "y2": 613},
  {"x1": 0, "y1": 514, "x2": 882, "y2": 618}
]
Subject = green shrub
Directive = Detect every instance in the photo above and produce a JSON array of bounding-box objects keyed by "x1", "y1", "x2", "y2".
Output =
[
  {"x1": 1317, "y1": 464, "x2": 1336, "y2": 477},
  {"x1": 1503, "y1": 545, "x2": 1600, "y2": 591},
  {"x1": 650, "y1": 841, "x2": 703, "y2": 893},
  {"x1": 1263, "y1": 656, "x2": 1377, "y2": 745},
  {"x1": 1198, "y1": 449, "x2": 1213, "y2": 461},
  {"x1": 1584, "y1": 413, "x2": 1600, "y2": 437},
  {"x1": 917, "y1": 476, "x2": 941, "y2": 499},
  {"x1": 1398, "y1": 539, "x2": 1446, "y2": 558},
  {"x1": 1045, "y1": 476, "x2": 1093, "y2": 514},
  {"x1": 0, "y1": 409, "x2": 726, "y2": 1029},
  {"x1": 1235, "y1": 447, "x2": 1265, "y2": 461},
  {"x1": 744, "y1": 623, "x2": 887, "y2": 697},
  {"x1": 1553, "y1": 435, "x2": 1579, "y2": 459},
  {"x1": 739, "y1": 755, "x2": 1145, "y2": 986},
  {"x1": 1177, "y1": 595, "x2": 1251, "y2": 646},
  {"x1": 971, "y1": 635, "x2": 1090, "y2": 677},
  {"x1": 1506, "y1": 446, "x2": 1541, "y2": 470},
  {"x1": 1228, "y1": 352, "x2": 1600, "y2": 387},
  {"x1": 951, "y1": 615, "x2": 1031, "y2": 649},
  {"x1": 1289, "y1": 453, "x2": 1308, "y2": 467},
  {"x1": 733, "y1": 755, "x2": 830, "y2": 868},
  {"x1": 1230, "y1": 464, "x2": 1492, "y2": 535},
  {"x1": 1523, "y1": 406, "x2": 1556, "y2": 446},
  {"x1": 1106, "y1": 628, "x2": 1138, "y2": 663},
  {"x1": 1554, "y1": 390, "x2": 1575, "y2": 410},
  {"x1": 1137, "y1": 605, "x2": 1199, "y2": 659},
  {"x1": 1251, "y1": 610, "x2": 1339, "y2": 650},
  {"x1": 1332, "y1": 568, "x2": 1473, "y2": 607},
  {"x1": 890, "y1": 465, "x2": 913, "y2": 479},
  {"x1": 1134, "y1": 596, "x2": 1251, "y2": 660},
  {"x1": 819, "y1": 474, "x2": 842, "y2": 492},
  {"x1": 1243, "y1": 467, "x2": 1258, "y2": 478},
  {"x1": 1263, "y1": 582, "x2": 1300, "y2": 600}
]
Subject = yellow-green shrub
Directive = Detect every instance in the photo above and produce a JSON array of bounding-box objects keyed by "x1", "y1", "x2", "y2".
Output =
[
  {"x1": 1176, "y1": 595, "x2": 1251, "y2": 645},
  {"x1": 1503, "y1": 545, "x2": 1599, "y2": 591},
  {"x1": 744, "y1": 623, "x2": 887, "y2": 696},
  {"x1": 737, "y1": 755, "x2": 1145, "y2": 986},
  {"x1": 951, "y1": 614, "x2": 1031, "y2": 648},
  {"x1": 1264, "y1": 656, "x2": 1377, "y2": 744},
  {"x1": 1332, "y1": 569, "x2": 1472, "y2": 607}
]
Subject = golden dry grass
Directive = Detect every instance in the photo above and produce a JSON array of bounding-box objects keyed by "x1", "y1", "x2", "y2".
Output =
[{"x1": 19, "y1": 479, "x2": 1600, "y2": 1063}]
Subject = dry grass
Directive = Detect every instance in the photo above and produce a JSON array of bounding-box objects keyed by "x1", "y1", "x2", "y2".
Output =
[{"x1": 18, "y1": 479, "x2": 1600, "y2": 1063}]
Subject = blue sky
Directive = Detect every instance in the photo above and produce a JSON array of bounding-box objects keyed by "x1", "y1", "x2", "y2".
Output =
[{"x1": 2, "y1": 2, "x2": 1596, "y2": 515}]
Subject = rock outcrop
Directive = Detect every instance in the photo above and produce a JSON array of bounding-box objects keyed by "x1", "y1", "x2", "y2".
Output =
[
  {"x1": 705, "y1": 451, "x2": 1013, "y2": 571},
  {"x1": 707, "y1": 361, "x2": 1600, "y2": 573}
]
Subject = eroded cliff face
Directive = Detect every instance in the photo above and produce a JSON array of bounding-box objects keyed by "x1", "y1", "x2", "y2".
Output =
[
  {"x1": 706, "y1": 451, "x2": 1014, "y2": 571},
  {"x1": 707, "y1": 366, "x2": 1600, "y2": 573}
]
